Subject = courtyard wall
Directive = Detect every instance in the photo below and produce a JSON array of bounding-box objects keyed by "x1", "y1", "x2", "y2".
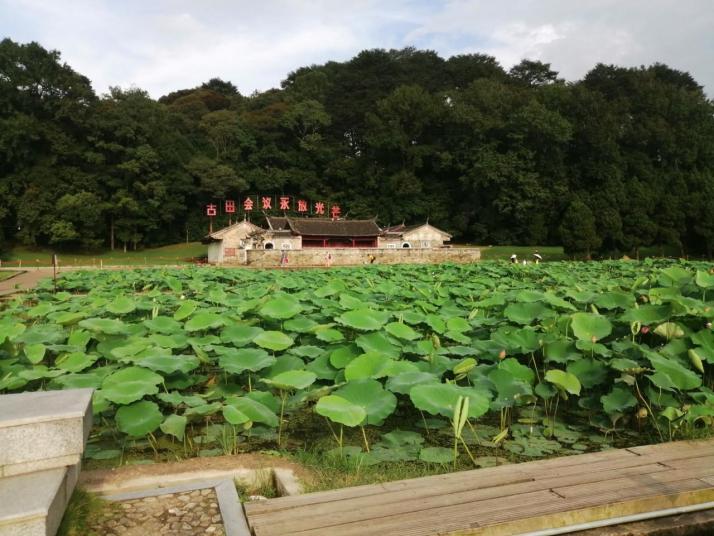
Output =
[{"x1": 221, "y1": 247, "x2": 481, "y2": 267}]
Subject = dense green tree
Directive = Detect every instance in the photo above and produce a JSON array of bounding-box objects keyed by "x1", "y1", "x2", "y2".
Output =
[{"x1": 2, "y1": 39, "x2": 714, "y2": 258}]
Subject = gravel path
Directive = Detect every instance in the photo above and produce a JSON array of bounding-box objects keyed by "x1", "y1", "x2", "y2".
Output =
[{"x1": 91, "y1": 488, "x2": 226, "y2": 536}]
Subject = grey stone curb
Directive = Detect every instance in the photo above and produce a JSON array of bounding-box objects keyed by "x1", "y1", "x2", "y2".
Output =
[{"x1": 103, "y1": 478, "x2": 251, "y2": 536}]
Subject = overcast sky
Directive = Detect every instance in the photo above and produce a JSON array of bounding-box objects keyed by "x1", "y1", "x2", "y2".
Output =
[{"x1": 1, "y1": 0, "x2": 712, "y2": 98}]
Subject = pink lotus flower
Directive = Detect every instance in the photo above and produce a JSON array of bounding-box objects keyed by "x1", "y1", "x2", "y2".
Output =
[{"x1": 640, "y1": 326, "x2": 650, "y2": 334}]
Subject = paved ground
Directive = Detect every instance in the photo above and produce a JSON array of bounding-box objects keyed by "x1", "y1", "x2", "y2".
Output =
[
  {"x1": 0, "y1": 269, "x2": 55, "y2": 296},
  {"x1": 90, "y1": 488, "x2": 225, "y2": 536}
]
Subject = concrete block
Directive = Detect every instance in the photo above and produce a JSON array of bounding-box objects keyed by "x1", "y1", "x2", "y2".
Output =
[
  {"x1": 0, "y1": 389, "x2": 92, "y2": 477},
  {"x1": 0, "y1": 466, "x2": 73, "y2": 536}
]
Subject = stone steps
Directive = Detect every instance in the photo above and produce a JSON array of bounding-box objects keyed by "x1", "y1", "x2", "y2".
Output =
[
  {"x1": 0, "y1": 465, "x2": 79, "y2": 536},
  {"x1": 0, "y1": 389, "x2": 92, "y2": 536}
]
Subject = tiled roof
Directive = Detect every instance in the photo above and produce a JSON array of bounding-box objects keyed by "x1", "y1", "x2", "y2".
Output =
[{"x1": 287, "y1": 218, "x2": 380, "y2": 237}]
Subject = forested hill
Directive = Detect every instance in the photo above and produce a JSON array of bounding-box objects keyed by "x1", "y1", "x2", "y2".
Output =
[{"x1": 1, "y1": 38, "x2": 714, "y2": 257}]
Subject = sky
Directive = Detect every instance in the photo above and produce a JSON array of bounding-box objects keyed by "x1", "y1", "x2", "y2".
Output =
[{"x1": 1, "y1": 0, "x2": 712, "y2": 98}]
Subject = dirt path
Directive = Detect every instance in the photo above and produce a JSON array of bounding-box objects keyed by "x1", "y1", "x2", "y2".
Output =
[{"x1": 0, "y1": 268, "x2": 56, "y2": 296}]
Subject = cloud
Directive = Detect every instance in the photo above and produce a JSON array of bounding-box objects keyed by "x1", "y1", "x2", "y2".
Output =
[{"x1": 1, "y1": 0, "x2": 712, "y2": 97}]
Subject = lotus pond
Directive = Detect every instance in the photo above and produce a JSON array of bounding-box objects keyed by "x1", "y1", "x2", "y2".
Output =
[{"x1": 1, "y1": 260, "x2": 713, "y2": 467}]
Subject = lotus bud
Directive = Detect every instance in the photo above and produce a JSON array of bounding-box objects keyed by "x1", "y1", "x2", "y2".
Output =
[
  {"x1": 637, "y1": 407, "x2": 648, "y2": 419},
  {"x1": 498, "y1": 349, "x2": 506, "y2": 360},
  {"x1": 707, "y1": 322, "x2": 712, "y2": 330},
  {"x1": 591, "y1": 335, "x2": 597, "y2": 344},
  {"x1": 640, "y1": 325, "x2": 650, "y2": 334}
]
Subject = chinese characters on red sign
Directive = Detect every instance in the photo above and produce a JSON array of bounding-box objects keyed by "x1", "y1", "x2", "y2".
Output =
[{"x1": 208, "y1": 197, "x2": 342, "y2": 217}]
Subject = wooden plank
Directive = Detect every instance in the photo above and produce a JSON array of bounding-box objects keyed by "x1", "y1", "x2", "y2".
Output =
[
  {"x1": 247, "y1": 447, "x2": 698, "y2": 527},
  {"x1": 244, "y1": 465, "x2": 529, "y2": 517},
  {"x1": 245, "y1": 448, "x2": 641, "y2": 517},
  {"x1": 471, "y1": 486, "x2": 714, "y2": 536},
  {"x1": 247, "y1": 463, "x2": 669, "y2": 534},
  {"x1": 552, "y1": 464, "x2": 714, "y2": 499},
  {"x1": 289, "y1": 480, "x2": 714, "y2": 536},
  {"x1": 246, "y1": 439, "x2": 714, "y2": 536},
  {"x1": 253, "y1": 489, "x2": 561, "y2": 536},
  {"x1": 626, "y1": 438, "x2": 714, "y2": 456}
]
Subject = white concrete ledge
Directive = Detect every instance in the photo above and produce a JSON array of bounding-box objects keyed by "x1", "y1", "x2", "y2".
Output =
[{"x1": 0, "y1": 389, "x2": 92, "y2": 478}]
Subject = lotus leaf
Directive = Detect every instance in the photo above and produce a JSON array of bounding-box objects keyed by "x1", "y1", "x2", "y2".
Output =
[
  {"x1": 262, "y1": 370, "x2": 316, "y2": 390},
  {"x1": 344, "y1": 353, "x2": 393, "y2": 381},
  {"x1": 384, "y1": 322, "x2": 420, "y2": 341},
  {"x1": 600, "y1": 386, "x2": 637, "y2": 415},
  {"x1": 79, "y1": 317, "x2": 127, "y2": 335},
  {"x1": 107, "y1": 296, "x2": 136, "y2": 315},
  {"x1": 227, "y1": 397, "x2": 279, "y2": 426},
  {"x1": 143, "y1": 316, "x2": 182, "y2": 333},
  {"x1": 315, "y1": 328, "x2": 345, "y2": 343},
  {"x1": 259, "y1": 295, "x2": 303, "y2": 320},
  {"x1": 570, "y1": 313, "x2": 612, "y2": 342},
  {"x1": 56, "y1": 352, "x2": 97, "y2": 373},
  {"x1": 160, "y1": 414, "x2": 188, "y2": 441},
  {"x1": 315, "y1": 395, "x2": 366, "y2": 427},
  {"x1": 254, "y1": 330, "x2": 294, "y2": 351},
  {"x1": 337, "y1": 309, "x2": 390, "y2": 331},
  {"x1": 24, "y1": 343, "x2": 46, "y2": 364},
  {"x1": 116, "y1": 400, "x2": 163, "y2": 437},
  {"x1": 545, "y1": 369, "x2": 581, "y2": 395},
  {"x1": 334, "y1": 379, "x2": 397, "y2": 425},
  {"x1": 219, "y1": 348, "x2": 275, "y2": 374},
  {"x1": 386, "y1": 371, "x2": 439, "y2": 394},
  {"x1": 222, "y1": 405, "x2": 250, "y2": 425},
  {"x1": 101, "y1": 366, "x2": 164, "y2": 404},
  {"x1": 137, "y1": 354, "x2": 200, "y2": 375}
]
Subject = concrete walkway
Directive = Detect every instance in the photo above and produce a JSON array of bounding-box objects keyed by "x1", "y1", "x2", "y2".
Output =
[{"x1": 0, "y1": 269, "x2": 54, "y2": 296}]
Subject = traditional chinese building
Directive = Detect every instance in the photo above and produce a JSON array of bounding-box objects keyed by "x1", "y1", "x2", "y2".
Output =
[
  {"x1": 203, "y1": 217, "x2": 454, "y2": 264},
  {"x1": 263, "y1": 217, "x2": 381, "y2": 248},
  {"x1": 378, "y1": 223, "x2": 453, "y2": 249}
]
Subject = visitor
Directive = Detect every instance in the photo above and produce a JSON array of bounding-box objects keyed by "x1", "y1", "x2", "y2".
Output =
[
  {"x1": 510, "y1": 254, "x2": 518, "y2": 264},
  {"x1": 280, "y1": 250, "x2": 288, "y2": 268},
  {"x1": 533, "y1": 251, "x2": 543, "y2": 264},
  {"x1": 368, "y1": 254, "x2": 376, "y2": 264},
  {"x1": 325, "y1": 251, "x2": 333, "y2": 267}
]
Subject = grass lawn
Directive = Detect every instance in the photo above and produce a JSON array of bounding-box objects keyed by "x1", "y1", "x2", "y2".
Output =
[
  {"x1": 2, "y1": 242, "x2": 206, "y2": 267},
  {"x1": 0, "y1": 270, "x2": 22, "y2": 281}
]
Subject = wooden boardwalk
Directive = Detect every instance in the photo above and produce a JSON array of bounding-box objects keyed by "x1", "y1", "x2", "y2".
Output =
[{"x1": 244, "y1": 439, "x2": 714, "y2": 536}]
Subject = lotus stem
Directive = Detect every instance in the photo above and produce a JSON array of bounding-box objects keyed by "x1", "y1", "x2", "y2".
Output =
[
  {"x1": 360, "y1": 425, "x2": 370, "y2": 452},
  {"x1": 419, "y1": 410, "x2": 431, "y2": 437},
  {"x1": 634, "y1": 378, "x2": 664, "y2": 442},
  {"x1": 278, "y1": 390, "x2": 287, "y2": 447},
  {"x1": 460, "y1": 437, "x2": 477, "y2": 467}
]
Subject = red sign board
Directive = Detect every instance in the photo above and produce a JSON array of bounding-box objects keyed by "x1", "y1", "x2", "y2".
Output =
[
  {"x1": 243, "y1": 197, "x2": 254, "y2": 211},
  {"x1": 225, "y1": 200, "x2": 236, "y2": 213},
  {"x1": 279, "y1": 196, "x2": 291, "y2": 210},
  {"x1": 206, "y1": 204, "x2": 217, "y2": 217}
]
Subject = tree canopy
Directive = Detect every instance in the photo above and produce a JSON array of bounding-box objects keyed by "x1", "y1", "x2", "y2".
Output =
[{"x1": 1, "y1": 39, "x2": 713, "y2": 257}]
